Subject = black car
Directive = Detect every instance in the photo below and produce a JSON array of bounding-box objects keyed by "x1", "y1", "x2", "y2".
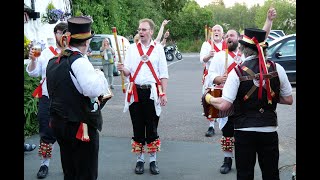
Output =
[{"x1": 267, "y1": 34, "x2": 296, "y2": 84}]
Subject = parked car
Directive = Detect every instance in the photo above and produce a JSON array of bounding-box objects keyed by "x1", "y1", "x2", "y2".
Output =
[
  {"x1": 267, "y1": 33, "x2": 296, "y2": 85},
  {"x1": 270, "y1": 30, "x2": 286, "y2": 37},
  {"x1": 266, "y1": 34, "x2": 279, "y2": 43},
  {"x1": 266, "y1": 30, "x2": 286, "y2": 43},
  {"x1": 88, "y1": 34, "x2": 130, "y2": 76}
]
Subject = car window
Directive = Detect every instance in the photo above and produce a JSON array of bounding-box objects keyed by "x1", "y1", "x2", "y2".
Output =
[
  {"x1": 278, "y1": 40, "x2": 296, "y2": 56},
  {"x1": 90, "y1": 37, "x2": 112, "y2": 51},
  {"x1": 268, "y1": 43, "x2": 282, "y2": 56}
]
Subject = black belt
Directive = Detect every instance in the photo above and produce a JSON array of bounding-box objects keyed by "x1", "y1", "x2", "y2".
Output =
[{"x1": 135, "y1": 84, "x2": 152, "y2": 89}]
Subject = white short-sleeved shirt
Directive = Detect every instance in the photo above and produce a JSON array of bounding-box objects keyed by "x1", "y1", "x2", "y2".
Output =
[{"x1": 222, "y1": 55, "x2": 293, "y2": 132}]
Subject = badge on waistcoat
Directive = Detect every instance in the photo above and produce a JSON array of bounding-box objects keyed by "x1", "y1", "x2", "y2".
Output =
[{"x1": 141, "y1": 54, "x2": 149, "y2": 62}]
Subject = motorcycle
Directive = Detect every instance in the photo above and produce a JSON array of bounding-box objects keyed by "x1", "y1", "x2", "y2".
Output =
[
  {"x1": 164, "y1": 43, "x2": 183, "y2": 61},
  {"x1": 173, "y1": 44, "x2": 183, "y2": 60}
]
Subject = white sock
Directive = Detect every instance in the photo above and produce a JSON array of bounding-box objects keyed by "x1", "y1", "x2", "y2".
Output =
[
  {"x1": 224, "y1": 151, "x2": 233, "y2": 158},
  {"x1": 41, "y1": 158, "x2": 50, "y2": 167},
  {"x1": 209, "y1": 121, "x2": 215, "y2": 128},
  {"x1": 149, "y1": 152, "x2": 156, "y2": 162},
  {"x1": 136, "y1": 153, "x2": 145, "y2": 162}
]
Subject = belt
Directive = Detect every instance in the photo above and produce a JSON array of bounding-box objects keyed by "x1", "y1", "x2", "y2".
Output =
[{"x1": 135, "y1": 84, "x2": 152, "y2": 89}]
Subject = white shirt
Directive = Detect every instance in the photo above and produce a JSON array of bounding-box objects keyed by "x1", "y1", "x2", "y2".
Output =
[
  {"x1": 221, "y1": 55, "x2": 293, "y2": 132},
  {"x1": 67, "y1": 46, "x2": 109, "y2": 99},
  {"x1": 199, "y1": 40, "x2": 223, "y2": 69},
  {"x1": 123, "y1": 40, "x2": 169, "y2": 115},
  {"x1": 207, "y1": 49, "x2": 242, "y2": 85},
  {"x1": 206, "y1": 49, "x2": 242, "y2": 129},
  {"x1": 26, "y1": 45, "x2": 61, "y2": 97},
  {"x1": 199, "y1": 40, "x2": 224, "y2": 91}
]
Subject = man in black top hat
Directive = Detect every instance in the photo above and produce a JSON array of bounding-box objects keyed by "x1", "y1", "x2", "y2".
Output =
[
  {"x1": 46, "y1": 16, "x2": 109, "y2": 180},
  {"x1": 205, "y1": 27, "x2": 293, "y2": 180}
]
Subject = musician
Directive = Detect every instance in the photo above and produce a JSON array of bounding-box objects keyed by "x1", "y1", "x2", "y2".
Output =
[
  {"x1": 205, "y1": 27, "x2": 293, "y2": 180},
  {"x1": 206, "y1": 7, "x2": 278, "y2": 174},
  {"x1": 46, "y1": 16, "x2": 109, "y2": 180},
  {"x1": 117, "y1": 18, "x2": 168, "y2": 175},
  {"x1": 199, "y1": 24, "x2": 226, "y2": 137},
  {"x1": 207, "y1": 29, "x2": 242, "y2": 174}
]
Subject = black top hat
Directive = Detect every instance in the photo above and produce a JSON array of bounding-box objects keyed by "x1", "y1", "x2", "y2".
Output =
[
  {"x1": 67, "y1": 16, "x2": 95, "y2": 43},
  {"x1": 239, "y1": 28, "x2": 268, "y2": 50}
]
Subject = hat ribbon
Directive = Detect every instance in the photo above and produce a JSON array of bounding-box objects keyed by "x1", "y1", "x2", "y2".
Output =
[
  {"x1": 71, "y1": 32, "x2": 92, "y2": 39},
  {"x1": 252, "y1": 37, "x2": 272, "y2": 104}
]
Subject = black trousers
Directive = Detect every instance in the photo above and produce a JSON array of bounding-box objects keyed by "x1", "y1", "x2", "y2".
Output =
[
  {"x1": 129, "y1": 88, "x2": 159, "y2": 145},
  {"x1": 222, "y1": 118, "x2": 234, "y2": 137},
  {"x1": 51, "y1": 118, "x2": 99, "y2": 180},
  {"x1": 38, "y1": 95, "x2": 56, "y2": 144},
  {"x1": 234, "y1": 130, "x2": 280, "y2": 180}
]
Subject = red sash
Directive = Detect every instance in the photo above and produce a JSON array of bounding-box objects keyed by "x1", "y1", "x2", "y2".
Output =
[
  {"x1": 207, "y1": 40, "x2": 226, "y2": 52},
  {"x1": 202, "y1": 40, "x2": 227, "y2": 84},
  {"x1": 32, "y1": 46, "x2": 58, "y2": 98},
  {"x1": 226, "y1": 51, "x2": 242, "y2": 74},
  {"x1": 127, "y1": 43, "x2": 162, "y2": 102}
]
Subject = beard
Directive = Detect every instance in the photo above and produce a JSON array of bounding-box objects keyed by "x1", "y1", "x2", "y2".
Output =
[{"x1": 228, "y1": 41, "x2": 239, "y2": 52}]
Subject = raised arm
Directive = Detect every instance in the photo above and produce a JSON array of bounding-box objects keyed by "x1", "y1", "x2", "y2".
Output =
[
  {"x1": 161, "y1": 29, "x2": 170, "y2": 46},
  {"x1": 155, "y1": 19, "x2": 170, "y2": 43},
  {"x1": 262, "y1": 7, "x2": 277, "y2": 40}
]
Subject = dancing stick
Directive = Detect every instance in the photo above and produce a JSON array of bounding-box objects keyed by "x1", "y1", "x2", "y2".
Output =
[
  {"x1": 112, "y1": 27, "x2": 126, "y2": 93},
  {"x1": 205, "y1": 24, "x2": 208, "y2": 41},
  {"x1": 225, "y1": 48, "x2": 228, "y2": 72}
]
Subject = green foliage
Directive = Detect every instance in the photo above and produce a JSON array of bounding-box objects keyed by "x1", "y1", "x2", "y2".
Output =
[
  {"x1": 46, "y1": 1, "x2": 55, "y2": 11},
  {"x1": 178, "y1": 37, "x2": 203, "y2": 52},
  {"x1": 24, "y1": 35, "x2": 31, "y2": 59},
  {"x1": 255, "y1": 0, "x2": 296, "y2": 34},
  {"x1": 24, "y1": 65, "x2": 40, "y2": 137},
  {"x1": 69, "y1": 0, "x2": 296, "y2": 52}
]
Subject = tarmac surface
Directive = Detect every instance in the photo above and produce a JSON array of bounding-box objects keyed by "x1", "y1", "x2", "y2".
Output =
[
  {"x1": 24, "y1": 53, "x2": 296, "y2": 180},
  {"x1": 24, "y1": 135, "x2": 295, "y2": 180}
]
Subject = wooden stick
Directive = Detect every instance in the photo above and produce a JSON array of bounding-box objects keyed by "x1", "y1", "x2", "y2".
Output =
[
  {"x1": 225, "y1": 48, "x2": 228, "y2": 72},
  {"x1": 205, "y1": 24, "x2": 208, "y2": 41},
  {"x1": 112, "y1": 27, "x2": 126, "y2": 93}
]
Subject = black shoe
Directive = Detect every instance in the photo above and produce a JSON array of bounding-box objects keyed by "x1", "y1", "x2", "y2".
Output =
[
  {"x1": 135, "y1": 161, "x2": 144, "y2": 174},
  {"x1": 205, "y1": 127, "x2": 215, "y2": 137},
  {"x1": 220, "y1": 157, "x2": 232, "y2": 174},
  {"x1": 149, "y1": 161, "x2": 160, "y2": 175},
  {"x1": 24, "y1": 143, "x2": 36, "y2": 152},
  {"x1": 37, "y1": 165, "x2": 49, "y2": 179}
]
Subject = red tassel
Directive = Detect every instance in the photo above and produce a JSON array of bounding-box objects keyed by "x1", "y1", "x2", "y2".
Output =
[
  {"x1": 76, "y1": 122, "x2": 90, "y2": 142},
  {"x1": 32, "y1": 85, "x2": 42, "y2": 98}
]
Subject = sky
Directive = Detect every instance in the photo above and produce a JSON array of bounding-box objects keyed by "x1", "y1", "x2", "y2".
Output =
[{"x1": 195, "y1": 0, "x2": 266, "y2": 8}]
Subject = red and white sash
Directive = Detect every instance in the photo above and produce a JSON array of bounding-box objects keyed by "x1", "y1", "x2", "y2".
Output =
[{"x1": 127, "y1": 43, "x2": 163, "y2": 102}]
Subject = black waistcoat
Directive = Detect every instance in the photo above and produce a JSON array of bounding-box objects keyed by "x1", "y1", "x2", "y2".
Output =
[
  {"x1": 46, "y1": 50, "x2": 102, "y2": 131},
  {"x1": 230, "y1": 58, "x2": 280, "y2": 129}
]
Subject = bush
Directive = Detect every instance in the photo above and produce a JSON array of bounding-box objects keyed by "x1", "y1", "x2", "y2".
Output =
[
  {"x1": 24, "y1": 35, "x2": 31, "y2": 59},
  {"x1": 177, "y1": 38, "x2": 204, "y2": 53},
  {"x1": 24, "y1": 65, "x2": 40, "y2": 137}
]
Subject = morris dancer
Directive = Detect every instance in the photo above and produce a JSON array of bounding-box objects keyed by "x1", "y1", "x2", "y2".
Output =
[
  {"x1": 199, "y1": 24, "x2": 226, "y2": 137},
  {"x1": 207, "y1": 29, "x2": 243, "y2": 174},
  {"x1": 117, "y1": 18, "x2": 168, "y2": 175},
  {"x1": 46, "y1": 16, "x2": 109, "y2": 179},
  {"x1": 26, "y1": 22, "x2": 67, "y2": 179},
  {"x1": 206, "y1": 7, "x2": 278, "y2": 174},
  {"x1": 205, "y1": 27, "x2": 293, "y2": 180}
]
